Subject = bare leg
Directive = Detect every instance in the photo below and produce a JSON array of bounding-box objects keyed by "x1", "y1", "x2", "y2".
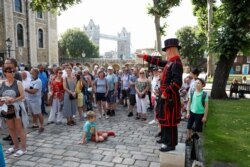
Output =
[
  {"x1": 6, "y1": 119, "x2": 19, "y2": 149},
  {"x1": 37, "y1": 114, "x2": 44, "y2": 128},
  {"x1": 14, "y1": 118, "x2": 27, "y2": 151}
]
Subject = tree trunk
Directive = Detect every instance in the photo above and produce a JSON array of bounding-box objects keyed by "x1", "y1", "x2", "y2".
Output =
[
  {"x1": 154, "y1": 15, "x2": 162, "y2": 52},
  {"x1": 210, "y1": 54, "x2": 237, "y2": 99},
  {"x1": 207, "y1": 0, "x2": 214, "y2": 77}
]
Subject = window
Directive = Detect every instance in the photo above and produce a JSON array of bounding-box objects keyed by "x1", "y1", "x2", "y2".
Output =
[
  {"x1": 247, "y1": 56, "x2": 250, "y2": 63},
  {"x1": 17, "y1": 24, "x2": 24, "y2": 47},
  {"x1": 37, "y1": 11, "x2": 43, "y2": 19},
  {"x1": 38, "y1": 29, "x2": 44, "y2": 48},
  {"x1": 15, "y1": 0, "x2": 22, "y2": 13}
]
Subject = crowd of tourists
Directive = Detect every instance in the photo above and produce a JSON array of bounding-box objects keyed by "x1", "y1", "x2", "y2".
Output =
[{"x1": 0, "y1": 38, "x2": 209, "y2": 165}]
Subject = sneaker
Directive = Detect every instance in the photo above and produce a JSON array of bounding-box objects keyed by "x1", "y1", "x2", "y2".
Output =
[
  {"x1": 148, "y1": 120, "x2": 156, "y2": 125},
  {"x1": 127, "y1": 112, "x2": 133, "y2": 117},
  {"x1": 105, "y1": 115, "x2": 109, "y2": 119},
  {"x1": 98, "y1": 115, "x2": 102, "y2": 119}
]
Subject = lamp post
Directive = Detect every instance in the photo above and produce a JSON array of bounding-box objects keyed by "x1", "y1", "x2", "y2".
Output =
[{"x1": 5, "y1": 38, "x2": 12, "y2": 58}]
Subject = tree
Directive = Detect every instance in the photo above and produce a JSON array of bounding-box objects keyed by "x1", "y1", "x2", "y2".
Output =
[
  {"x1": 210, "y1": 0, "x2": 250, "y2": 99},
  {"x1": 30, "y1": 0, "x2": 81, "y2": 11},
  {"x1": 192, "y1": 0, "x2": 217, "y2": 77},
  {"x1": 59, "y1": 28, "x2": 99, "y2": 58},
  {"x1": 147, "y1": 0, "x2": 181, "y2": 52},
  {"x1": 176, "y1": 26, "x2": 206, "y2": 69}
]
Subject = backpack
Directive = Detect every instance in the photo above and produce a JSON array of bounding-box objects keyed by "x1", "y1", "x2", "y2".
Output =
[{"x1": 190, "y1": 91, "x2": 207, "y2": 107}]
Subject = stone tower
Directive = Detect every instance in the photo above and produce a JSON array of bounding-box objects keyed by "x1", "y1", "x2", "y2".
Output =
[
  {"x1": 84, "y1": 19, "x2": 100, "y2": 46},
  {"x1": 0, "y1": 0, "x2": 58, "y2": 66},
  {"x1": 117, "y1": 27, "x2": 130, "y2": 59}
]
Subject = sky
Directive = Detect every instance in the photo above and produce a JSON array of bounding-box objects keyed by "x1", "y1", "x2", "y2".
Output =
[{"x1": 57, "y1": 0, "x2": 197, "y2": 55}]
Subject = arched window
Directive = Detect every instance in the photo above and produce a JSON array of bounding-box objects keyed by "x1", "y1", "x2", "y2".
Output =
[
  {"x1": 15, "y1": 0, "x2": 22, "y2": 13},
  {"x1": 17, "y1": 24, "x2": 24, "y2": 47},
  {"x1": 38, "y1": 29, "x2": 44, "y2": 48}
]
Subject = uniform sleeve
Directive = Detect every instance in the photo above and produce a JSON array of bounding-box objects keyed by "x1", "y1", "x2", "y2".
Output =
[{"x1": 143, "y1": 55, "x2": 167, "y2": 67}]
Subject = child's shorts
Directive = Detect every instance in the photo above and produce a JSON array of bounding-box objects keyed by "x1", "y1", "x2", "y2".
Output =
[
  {"x1": 187, "y1": 111, "x2": 204, "y2": 132},
  {"x1": 91, "y1": 131, "x2": 105, "y2": 142}
]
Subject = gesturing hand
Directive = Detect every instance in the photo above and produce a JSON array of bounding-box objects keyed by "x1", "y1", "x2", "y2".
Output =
[{"x1": 135, "y1": 52, "x2": 145, "y2": 59}]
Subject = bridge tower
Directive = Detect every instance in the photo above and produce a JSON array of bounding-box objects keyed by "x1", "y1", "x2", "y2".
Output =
[
  {"x1": 84, "y1": 19, "x2": 100, "y2": 46},
  {"x1": 117, "y1": 27, "x2": 131, "y2": 59}
]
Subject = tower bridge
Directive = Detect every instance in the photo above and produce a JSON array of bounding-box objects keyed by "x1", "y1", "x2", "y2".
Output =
[{"x1": 84, "y1": 19, "x2": 131, "y2": 59}]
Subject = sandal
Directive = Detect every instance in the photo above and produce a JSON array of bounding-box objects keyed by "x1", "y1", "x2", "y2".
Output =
[
  {"x1": 14, "y1": 150, "x2": 27, "y2": 157},
  {"x1": 5, "y1": 147, "x2": 17, "y2": 154},
  {"x1": 30, "y1": 125, "x2": 39, "y2": 129}
]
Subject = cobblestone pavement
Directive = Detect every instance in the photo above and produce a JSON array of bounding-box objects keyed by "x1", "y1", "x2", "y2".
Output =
[{"x1": 1, "y1": 105, "x2": 190, "y2": 167}]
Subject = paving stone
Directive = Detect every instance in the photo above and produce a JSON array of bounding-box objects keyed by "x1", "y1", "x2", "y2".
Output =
[
  {"x1": 102, "y1": 155, "x2": 114, "y2": 162},
  {"x1": 14, "y1": 160, "x2": 37, "y2": 167},
  {"x1": 63, "y1": 156, "x2": 81, "y2": 162},
  {"x1": 92, "y1": 160, "x2": 114, "y2": 167},
  {"x1": 132, "y1": 154, "x2": 148, "y2": 160},
  {"x1": 112, "y1": 157, "x2": 123, "y2": 163},
  {"x1": 134, "y1": 160, "x2": 150, "y2": 167},
  {"x1": 115, "y1": 164, "x2": 128, "y2": 167},
  {"x1": 49, "y1": 159, "x2": 65, "y2": 165},
  {"x1": 149, "y1": 162, "x2": 160, "y2": 167},
  {"x1": 79, "y1": 164, "x2": 96, "y2": 167},
  {"x1": 37, "y1": 157, "x2": 52, "y2": 163},
  {"x1": 62, "y1": 161, "x2": 80, "y2": 167},
  {"x1": 122, "y1": 158, "x2": 135, "y2": 165},
  {"x1": 51, "y1": 149, "x2": 66, "y2": 155},
  {"x1": 63, "y1": 150, "x2": 79, "y2": 156}
]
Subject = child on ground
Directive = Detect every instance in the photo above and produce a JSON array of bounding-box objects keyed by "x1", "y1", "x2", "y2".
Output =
[
  {"x1": 186, "y1": 78, "x2": 208, "y2": 145},
  {"x1": 78, "y1": 111, "x2": 115, "y2": 144}
]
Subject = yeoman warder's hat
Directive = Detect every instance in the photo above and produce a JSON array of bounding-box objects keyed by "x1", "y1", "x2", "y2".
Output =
[{"x1": 162, "y1": 38, "x2": 181, "y2": 51}]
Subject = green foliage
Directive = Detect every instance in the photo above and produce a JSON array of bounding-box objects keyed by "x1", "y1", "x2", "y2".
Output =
[
  {"x1": 147, "y1": 0, "x2": 181, "y2": 35},
  {"x1": 176, "y1": 26, "x2": 206, "y2": 68},
  {"x1": 29, "y1": 0, "x2": 81, "y2": 12},
  {"x1": 210, "y1": 1, "x2": 250, "y2": 57},
  {"x1": 59, "y1": 28, "x2": 99, "y2": 58},
  {"x1": 204, "y1": 99, "x2": 250, "y2": 167}
]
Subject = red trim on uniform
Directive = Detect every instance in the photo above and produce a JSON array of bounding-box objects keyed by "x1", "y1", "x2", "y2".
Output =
[
  {"x1": 143, "y1": 54, "x2": 148, "y2": 60},
  {"x1": 168, "y1": 55, "x2": 180, "y2": 62},
  {"x1": 162, "y1": 91, "x2": 167, "y2": 97},
  {"x1": 173, "y1": 82, "x2": 181, "y2": 89}
]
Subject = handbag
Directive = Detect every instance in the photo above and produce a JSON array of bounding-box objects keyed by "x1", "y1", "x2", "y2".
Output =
[{"x1": 66, "y1": 78, "x2": 76, "y2": 100}]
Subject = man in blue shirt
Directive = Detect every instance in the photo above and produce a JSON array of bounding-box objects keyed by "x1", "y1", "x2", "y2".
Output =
[{"x1": 38, "y1": 64, "x2": 48, "y2": 115}]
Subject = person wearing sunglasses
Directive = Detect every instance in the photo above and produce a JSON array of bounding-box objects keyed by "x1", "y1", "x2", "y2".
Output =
[
  {"x1": 0, "y1": 67, "x2": 28, "y2": 157},
  {"x1": 136, "y1": 38, "x2": 183, "y2": 152}
]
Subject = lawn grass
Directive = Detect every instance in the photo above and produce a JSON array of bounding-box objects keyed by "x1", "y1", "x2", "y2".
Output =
[{"x1": 204, "y1": 99, "x2": 250, "y2": 167}]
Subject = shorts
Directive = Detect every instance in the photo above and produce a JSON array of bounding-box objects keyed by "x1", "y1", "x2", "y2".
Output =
[
  {"x1": 129, "y1": 94, "x2": 136, "y2": 106},
  {"x1": 122, "y1": 89, "x2": 129, "y2": 99},
  {"x1": 107, "y1": 90, "x2": 116, "y2": 104},
  {"x1": 26, "y1": 99, "x2": 42, "y2": 115},
  {"x1": 90, "y1": 131, "x2": 105, "y2": 142},
  {"x1": 95, "y1": 93, "x2": 106, "y2": 102},
  {"x1": 187, "y1": 111, "x2": 204, "y2": 132}
]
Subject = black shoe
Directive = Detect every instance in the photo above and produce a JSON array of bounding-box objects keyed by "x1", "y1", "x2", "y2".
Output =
[
  {"x1": 185, "y1": 138, "x2": 192, "y2": 146},
  {"x1": 155, "y1": 132, "x2": 162, "y2": 138},
  {"x1": 107, "y1": 110, "x2": 111, "y2": 116},
  {"x1": 127, "y1": 112, "x2": 133, "y2": 117},
  {"x1": 135, "y1": 116, "x2": 140, "y2": 120},
  {"x1": 159, "y1": 146, "x2": 175, "y2": 152},
  {"x1": 3, "y1": 135, "x2": 12, "y2": 141},
  {"x1": 156, "y1": 139, "x2": 162, "y2": 144},
  {"x1": 111, "y1": 110, "x2": 115, "y2": 116}
]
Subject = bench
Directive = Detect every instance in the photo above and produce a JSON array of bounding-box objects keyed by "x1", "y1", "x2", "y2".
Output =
[{"x1": 229, "y1": 83, "x2": 250, "y2": 98}]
